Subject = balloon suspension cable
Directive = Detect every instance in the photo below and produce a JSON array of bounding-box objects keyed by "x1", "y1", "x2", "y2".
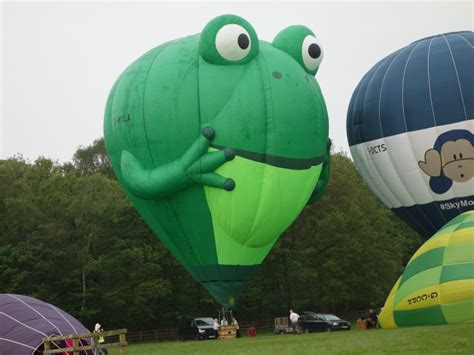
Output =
[{"x1": 219, "y1": 306, "x2": 233, "y2": 325}]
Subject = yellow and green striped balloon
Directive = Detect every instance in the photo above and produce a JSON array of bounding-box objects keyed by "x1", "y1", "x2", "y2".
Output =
[{"x1": 379, "y1": 210, "x2": 474, "y2": 328}]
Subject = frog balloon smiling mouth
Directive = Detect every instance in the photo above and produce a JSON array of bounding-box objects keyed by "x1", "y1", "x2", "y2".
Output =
[{"x1": 104, "y1": 14, "x2": 330, "y2": 307}]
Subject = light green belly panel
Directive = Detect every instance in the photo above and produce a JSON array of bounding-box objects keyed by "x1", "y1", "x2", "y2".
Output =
[{"x1": 204, "y1": 153, "x2": 321, "y2": 266}]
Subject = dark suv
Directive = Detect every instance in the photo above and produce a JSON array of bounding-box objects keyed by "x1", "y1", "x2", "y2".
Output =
[
  {"x1": 177, "y1": 316, "x2": 218, "y2": 340},
  {"x1": 300, "y1": 311, "x2": 351, "y2": 332}
]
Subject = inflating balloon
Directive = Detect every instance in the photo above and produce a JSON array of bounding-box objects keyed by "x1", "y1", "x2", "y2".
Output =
[
  {"x1": 379, "y1": 210, "x2": 474, "y2": 328},
  {"x1": 347, "y1": 31, "x2": 474, "y2": 238},
  {"x1": 0, "y1": 294, "x2": 90, "y2": 355},
  {"x1": 104, "y1": 14, "x2": 330, "y2": 307}
]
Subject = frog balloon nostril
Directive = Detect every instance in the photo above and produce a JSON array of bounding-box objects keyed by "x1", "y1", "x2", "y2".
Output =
[{"x1": 272, "y1": 71, "x2": 282, "y2": 79}]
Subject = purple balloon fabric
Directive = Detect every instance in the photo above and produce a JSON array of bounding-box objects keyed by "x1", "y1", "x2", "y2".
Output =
[{"x1": 0, "y1": 294, "x2": 90, "y2": 355}]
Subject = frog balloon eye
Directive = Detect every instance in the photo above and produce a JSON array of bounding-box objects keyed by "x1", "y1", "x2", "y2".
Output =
[
  {"x1": 215, "y1": 24, "x2": 252, "y2": 61},
  {"x1": 200, "y1": 14, "x2": 259, "y2": 64},
  {"x1": 272, "y1": 25, "x2": 323, "y2": 75},
  {"x1": 302, "y1": 36, "x2": 323, "y2": 71}
]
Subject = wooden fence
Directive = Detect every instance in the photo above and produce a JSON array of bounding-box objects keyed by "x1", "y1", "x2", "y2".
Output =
[
  {"x1": 127, "y1": 328, "x2": 178, "y2": 343},
  {"x1": 125, "y1": 311, "x2": 370, "y2": 344},
  {"x1": 338, "y1": 309, "x2": 371, "y2": 323},
  {"x1": 43, "y1": 328, "x2": 127, "y2": 355}
]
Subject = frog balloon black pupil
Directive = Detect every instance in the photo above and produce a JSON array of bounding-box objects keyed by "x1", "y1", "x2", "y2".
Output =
[
  {"x1": 238, "y1": 34, "x2": 250, "y2": 49},
  {"x1": 308, "y1": 43, "x2": 321, "y2": 59}
]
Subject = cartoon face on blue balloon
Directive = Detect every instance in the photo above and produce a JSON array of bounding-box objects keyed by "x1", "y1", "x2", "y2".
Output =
[{"x1": 419, "y1": 130, "x2": 474, "y2": 194}]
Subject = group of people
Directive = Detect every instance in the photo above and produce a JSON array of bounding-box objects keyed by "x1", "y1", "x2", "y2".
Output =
[
  {"x1": 213, "y1": 316, "x2": 240, "y2": 337},
  {"x1": 366, "y1": 309, "x2": 379, "y2": 329},
  {"x1": 356, "y1": 308, "x2": 380, "y2": 329}
]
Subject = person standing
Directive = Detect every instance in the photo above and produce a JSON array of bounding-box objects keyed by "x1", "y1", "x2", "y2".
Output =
[
  {"x1": 93, "y1": 323, "x2": 108, "y2": 355},
  {"x1": 289, "y1": 309, "x2": 300, "y2": 335},
  {"x1": 213, "y1": 318, "x2": 220, "y2": 338},
  {"x1": 231, "y1": 316, "x2": 240, "y2": 338}
]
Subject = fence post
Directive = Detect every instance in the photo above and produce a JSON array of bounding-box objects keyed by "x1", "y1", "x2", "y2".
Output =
[
  {"x1": 43, "y1": 338, "x2": 50, "y2": 353},
  {"x1": 119, "y1": 332, "x2": 127, "y2": 355},
  {"x1": 72, "y1": 337, "x2": 79, "y2": 355}
]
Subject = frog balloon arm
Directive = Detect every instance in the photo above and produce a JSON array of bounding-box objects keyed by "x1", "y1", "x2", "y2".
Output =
[
  {"x1": 121, "y1": 151, "x2": 188, "y2": 199},
  {"x1": 307, "y1": 138, "x2": 331, "y2": 204},
  {"x1": 120, "y1": 127, "x2": 236, "y2": 200}
]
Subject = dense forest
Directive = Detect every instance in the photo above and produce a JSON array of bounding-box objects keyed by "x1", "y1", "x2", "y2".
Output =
[{"x1": 0, "y1": 139, "x2": 422, "y2": 331}]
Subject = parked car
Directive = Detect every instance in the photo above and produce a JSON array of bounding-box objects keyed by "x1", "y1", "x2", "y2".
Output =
[
  {"x1": 300, "y1": 311, "x2": 351, "y2": 332},
  {"x1": 177, "y1": 316, "x2": 218, "y2": 340}
]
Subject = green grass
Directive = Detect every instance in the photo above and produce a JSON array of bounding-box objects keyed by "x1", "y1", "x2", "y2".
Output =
[{"x1": 109, "y1": 323, "x2": 474, "y2": 354}]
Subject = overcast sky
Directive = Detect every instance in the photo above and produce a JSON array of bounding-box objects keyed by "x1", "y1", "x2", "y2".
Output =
[{"x1": 2, "y1": 1, "x2": 473, "y2": 163}]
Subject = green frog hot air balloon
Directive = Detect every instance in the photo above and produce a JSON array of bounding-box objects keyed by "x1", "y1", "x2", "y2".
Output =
[{"x1": 104, "y1": 14, "x2": 330, "y2": 307}]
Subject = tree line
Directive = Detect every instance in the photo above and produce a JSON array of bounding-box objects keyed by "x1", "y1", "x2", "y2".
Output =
[{"x1": 0, "y1": 139, "x2": 422, "y2": 331}]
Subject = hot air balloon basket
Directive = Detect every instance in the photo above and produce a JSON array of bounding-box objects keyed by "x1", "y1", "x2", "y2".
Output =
[
  {"x1": 356, "y1": 319, "x2": 368, "y2": 330},
  {"x1": 218, "y1": 325, "x2": 237, "y2": 339}
]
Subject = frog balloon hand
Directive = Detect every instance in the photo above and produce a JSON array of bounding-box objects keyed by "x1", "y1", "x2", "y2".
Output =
[
  {"x1": 120, "y1": 127, "x2": 236, "y2": 200},
  {"x1": 186, "y1": 128, "x2": 236, "y2": 190}
]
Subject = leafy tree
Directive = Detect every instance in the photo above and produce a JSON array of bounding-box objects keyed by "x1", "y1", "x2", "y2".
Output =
[
  {"x1": 73, "y1": 138, "x2": 114, "y2": 178},
  {"x1": 0, "y1": 147, "x2": 423, "y2": 330}
]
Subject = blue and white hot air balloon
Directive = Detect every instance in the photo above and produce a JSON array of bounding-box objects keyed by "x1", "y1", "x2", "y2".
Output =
[{"x1": 347, "y1": 31, "x2": 473, "y2": 238}]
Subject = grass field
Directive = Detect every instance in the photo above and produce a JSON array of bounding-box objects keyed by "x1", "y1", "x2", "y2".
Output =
[{"x1": 109, "y1": 323, "x2": 474, "y2": 354}]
